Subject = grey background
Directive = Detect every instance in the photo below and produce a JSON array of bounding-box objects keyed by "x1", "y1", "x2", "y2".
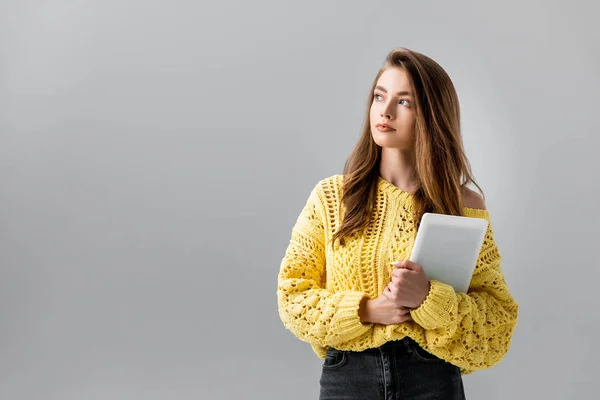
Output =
[{"x1": 1, "y1": 0, "x2": 598, "y2": 399}]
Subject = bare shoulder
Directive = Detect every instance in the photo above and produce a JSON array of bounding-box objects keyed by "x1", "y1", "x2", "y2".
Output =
[{"x1": 461, "y1": 186, "x2": 486, "y2": 210}]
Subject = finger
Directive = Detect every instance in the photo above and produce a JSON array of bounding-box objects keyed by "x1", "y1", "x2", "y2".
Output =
[
  {"x1": 392, "y1": 268, "x2": 407, "y2": 279},
  {"x1": 398, "y1": 260, "x2": 421, "y2": 271},
  {"x1": 393, "y1": 268, "x2": 413, "y2": 281},
  {"x1": 400, "y1": 313, "x2": 412, "y2": 323},
  {"x1": 384, "y1": 287, "x2": 397, "y2": 301},
  {"x1": 387, "y1": 283, "x2": 397, "y2": 295},
  {"x1": 390, "y1": 260, "x2": 407, "y2": 269}
]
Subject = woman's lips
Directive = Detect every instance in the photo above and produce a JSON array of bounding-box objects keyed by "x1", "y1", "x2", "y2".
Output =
[{"x1": 376, "y1": 125, "x2": 396, "y2": 132}]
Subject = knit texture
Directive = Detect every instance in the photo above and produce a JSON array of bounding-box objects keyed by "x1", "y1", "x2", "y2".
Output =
[{"x1": 276, "y1": 174, "x2": 519, "y2": 375}]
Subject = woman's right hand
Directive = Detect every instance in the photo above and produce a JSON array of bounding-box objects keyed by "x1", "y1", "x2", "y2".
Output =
[{"x1": 358, "y1": 291, "x2": 413, "y2": 325}]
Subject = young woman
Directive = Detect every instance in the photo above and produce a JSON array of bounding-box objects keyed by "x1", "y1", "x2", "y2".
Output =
[{"x1": 276, "y1": 47, "x2": 519, "y2": 400}]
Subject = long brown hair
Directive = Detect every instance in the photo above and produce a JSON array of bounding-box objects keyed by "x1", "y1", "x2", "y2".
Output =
[{"x1": 331, "y1": 47, "x2": 485, "y2": 248}]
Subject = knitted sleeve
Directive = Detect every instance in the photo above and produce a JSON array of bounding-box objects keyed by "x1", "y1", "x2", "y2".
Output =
[
  {"x1": 409, "y1": 215, "x2": 519, "y2": 371},
  {"x1": 276, "y1": 180, "x2": 374, "y2": 348}
]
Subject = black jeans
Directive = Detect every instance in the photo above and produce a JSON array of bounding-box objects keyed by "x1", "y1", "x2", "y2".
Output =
[{"x1": 319, "y1": 336, "x2": 466, "y2": 400}]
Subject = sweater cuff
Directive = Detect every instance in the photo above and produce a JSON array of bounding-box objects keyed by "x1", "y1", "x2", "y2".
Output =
[
  {"x1": 330, "y1": 291, "x2": 373, "y2": 344},
  {"x1": 410, "y1": 280, "x2": 457, "y2": 330}
]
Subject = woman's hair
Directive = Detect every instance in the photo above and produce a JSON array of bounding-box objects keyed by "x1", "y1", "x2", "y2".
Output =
[{"x1": 331, "y1": 47, "x2": 484, "y2": 248}]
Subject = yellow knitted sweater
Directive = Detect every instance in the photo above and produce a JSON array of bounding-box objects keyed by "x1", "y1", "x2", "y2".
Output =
[{"x1": 276, "y1": 174, "x2": 519, "y2": 376}]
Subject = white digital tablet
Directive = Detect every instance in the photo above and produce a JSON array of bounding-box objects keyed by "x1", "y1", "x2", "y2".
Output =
[{"x1": 406, "y1": 212, "x2": 489, "y2": 294}]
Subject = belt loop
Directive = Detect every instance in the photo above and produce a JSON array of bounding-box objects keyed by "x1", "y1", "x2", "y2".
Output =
[{"x1": 404, "y1": 336, "x2": 413, "y2": 353}]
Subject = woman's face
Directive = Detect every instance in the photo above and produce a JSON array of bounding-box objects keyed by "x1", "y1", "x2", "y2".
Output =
[{"x1": 370, "y1": 67, "x2": 416, "y2": 149}]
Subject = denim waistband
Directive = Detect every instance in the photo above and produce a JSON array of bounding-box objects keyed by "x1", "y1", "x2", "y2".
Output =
[
  {"x1": 345, "y1": 336, "x2": 416, "y2": 355},
  {"x1": 331, "y1": 336, "x2": 418, "y2": 355},
  {"x1": 380, "y1": 336, "x2": 414, "y2": 350}
]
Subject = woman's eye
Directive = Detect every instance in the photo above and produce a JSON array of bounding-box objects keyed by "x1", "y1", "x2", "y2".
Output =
[{"x1": 374, "y1": 94, "x2": 410, "y2": 106}]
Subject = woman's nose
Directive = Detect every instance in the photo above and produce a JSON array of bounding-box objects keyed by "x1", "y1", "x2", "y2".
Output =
[{"x1": 381, "y1": 103, "x2": 394, "y2": 119}]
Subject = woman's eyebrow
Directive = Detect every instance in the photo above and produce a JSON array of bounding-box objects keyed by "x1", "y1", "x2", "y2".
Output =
[{"x1": 374, "y1": 85, "x2": 413, "y2": 96}]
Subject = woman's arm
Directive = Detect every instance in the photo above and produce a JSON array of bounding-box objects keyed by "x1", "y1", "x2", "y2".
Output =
[
  {"x1": 276, "y1": 180, "x2": 374, "y2": 348},
  {"x1": 407, "y1": 217, "x2": 519, "y2": 371}
]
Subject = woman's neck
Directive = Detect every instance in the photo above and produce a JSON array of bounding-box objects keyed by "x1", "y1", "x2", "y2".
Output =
[{"x1": 379, "y1": 147, "x2": 418, "y2": 193}]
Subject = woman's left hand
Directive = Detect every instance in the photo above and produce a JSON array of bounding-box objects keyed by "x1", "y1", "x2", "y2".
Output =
[{"x1": 385, "y1": 260, "x2": 431, "y2": 309}]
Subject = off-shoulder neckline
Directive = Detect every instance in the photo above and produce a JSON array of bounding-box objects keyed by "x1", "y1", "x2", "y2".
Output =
[{"x1": 375, "y1": 175, "x2": 491, "y2": 221}]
